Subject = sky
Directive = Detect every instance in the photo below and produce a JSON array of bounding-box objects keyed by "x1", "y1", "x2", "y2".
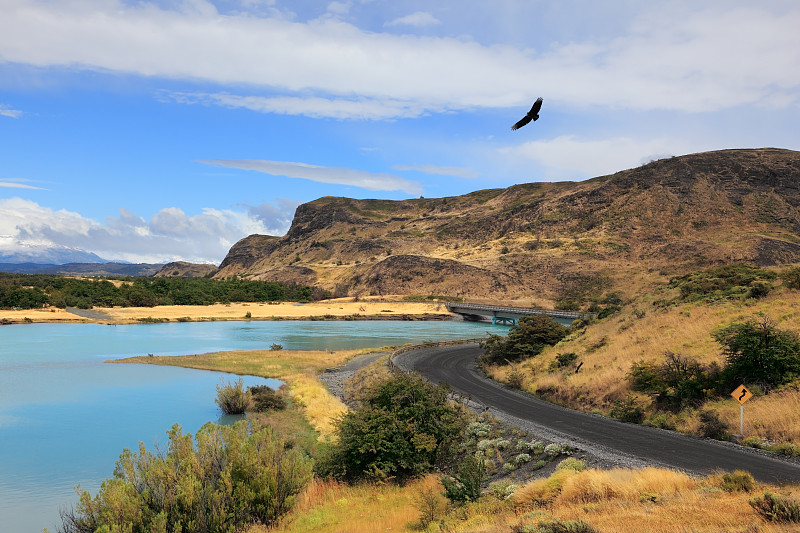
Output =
[{"x1": 1, "y1": 0, "x2": 799, "y2": 265}]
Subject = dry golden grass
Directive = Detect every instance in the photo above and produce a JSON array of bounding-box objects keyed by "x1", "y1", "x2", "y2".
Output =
[
  {"x1": 487, "y1": 288, "x2": 800, "y2": 444},
  {"x1": 511, "y1": 467, "x2": 800, "y2": 533},
  {"x1": 114, "y1": 348, "x2": 368, "y2": 438},
  {"x1": 248, "y1": 466, "x2": 800, "y2": 533},
  {"x1": 95, "y1": 299, "x2": 444, "y2": 324},
  {"x1": 249, "y1": 476, "x2": 441, "y2": 533},
  {"x1": 0, "y1": 306, "x2": 89, "y2": 323}
]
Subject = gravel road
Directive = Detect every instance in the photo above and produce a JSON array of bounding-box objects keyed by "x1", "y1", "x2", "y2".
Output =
[{"x1": 393, "y1": 342, "x2": 800, "y2": 483}]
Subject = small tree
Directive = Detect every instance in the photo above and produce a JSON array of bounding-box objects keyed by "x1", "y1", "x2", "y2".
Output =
[
  {"x1": 316, "y1": 373, "x2": 466, "y2": 483},
  {"x1": 714, "y1": 316, "x2": 800, "y2": 390},
  {"x1": 481, "y1": 314, "x2": 569, "y2": 365}
]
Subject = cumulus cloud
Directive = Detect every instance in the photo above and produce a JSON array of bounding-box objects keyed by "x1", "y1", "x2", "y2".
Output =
[
  {"x1": 1, "y1": 1, "x2": 797, "y2": 119},
  {"x1": 385, "y1": 11, "x2": 440, "y2": 28},
  {"x1": 199, "y1": 159, "x2": 424, "y2": 195},
  {"x1": 0, "y1": 105, "x2": 22, "y2": 118},
  {"x1": 392, "y1": 164, "x2": 478, "y2": 178},
  {"x1": 0, "y1": 197, "x2": 296, "y2": 264}
]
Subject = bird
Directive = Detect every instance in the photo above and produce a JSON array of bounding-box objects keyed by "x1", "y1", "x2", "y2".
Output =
[{"x1": 511, "y1": 97, "x2": 543, "y2": 131}]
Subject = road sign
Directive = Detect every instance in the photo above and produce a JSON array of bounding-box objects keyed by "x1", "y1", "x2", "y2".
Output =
[{"x1": 731, "y1": 385, "x2": 753, "y2": 405}]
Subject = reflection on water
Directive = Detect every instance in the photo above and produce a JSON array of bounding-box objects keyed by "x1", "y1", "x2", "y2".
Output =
[{"x1": 0, "y1": 319, "x2": 498, "y2": 532}]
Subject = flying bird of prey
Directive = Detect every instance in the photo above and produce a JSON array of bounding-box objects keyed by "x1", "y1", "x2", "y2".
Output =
[{"x1": 511, "y1": 97, "x2": 543, "y2": 131}]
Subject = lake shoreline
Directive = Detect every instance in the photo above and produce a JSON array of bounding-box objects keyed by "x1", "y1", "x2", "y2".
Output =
[{"x1": 0, "y1": 298, "x2": 456, "y2": 325}]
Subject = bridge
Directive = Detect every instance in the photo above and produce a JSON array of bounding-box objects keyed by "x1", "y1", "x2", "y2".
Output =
[{"x1": 445, "y1": 302, "x2": 587, "y2": 326}]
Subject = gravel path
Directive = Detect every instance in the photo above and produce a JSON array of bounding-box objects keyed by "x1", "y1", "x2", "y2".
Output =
[{"x1": 318, "y1": 351, "x2": 388, "y2": 405}]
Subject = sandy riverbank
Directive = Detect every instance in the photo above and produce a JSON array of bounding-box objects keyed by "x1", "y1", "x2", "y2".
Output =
[{"x1": 0, "y1": 298, "x2": 453, "y2": 325}]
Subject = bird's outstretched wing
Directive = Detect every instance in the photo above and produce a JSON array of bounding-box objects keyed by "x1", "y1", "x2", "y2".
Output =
[
  {"x1": 511, "y1": 115, "x2": 533, "y2": 131},
  {"x1": 530, "y1": 97, "x2": 543, "y2": 115},
  {"x1": 511, "y1": 97, "x2": 543, "y2": 131}
]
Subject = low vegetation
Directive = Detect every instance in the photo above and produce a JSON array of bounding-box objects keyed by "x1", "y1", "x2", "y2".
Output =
[
  {"x1": 59, "y1": 422, "x2": 312, "y2": 533},
  {"x1": 316, "y1": 373, "x2": 467, "y2": 483},
  {"x1": 0, "y1": 272, "x2": 324, "y2": 310},
  {"x1": 484, "y1": 263, "x2": 800, "y2": 451}
]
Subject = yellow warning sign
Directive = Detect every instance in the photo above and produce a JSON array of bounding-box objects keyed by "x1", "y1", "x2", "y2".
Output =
[{"x1": 731, "y1": 384, "x2": 753, "y2": 405}]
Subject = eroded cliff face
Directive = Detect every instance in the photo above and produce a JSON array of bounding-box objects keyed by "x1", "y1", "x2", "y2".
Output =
[{"x1": 213, "y1": 149, "x2": 800, "y2": 305}]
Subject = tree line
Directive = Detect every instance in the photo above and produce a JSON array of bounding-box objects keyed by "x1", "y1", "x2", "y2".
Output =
[{"x1": 0, "y1": 273, "x2": 327, "y2": 309}]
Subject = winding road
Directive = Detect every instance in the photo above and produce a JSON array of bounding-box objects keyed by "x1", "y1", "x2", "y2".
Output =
[{"x1": 394, "y1": 343, "x2": 800, "y2": 484}]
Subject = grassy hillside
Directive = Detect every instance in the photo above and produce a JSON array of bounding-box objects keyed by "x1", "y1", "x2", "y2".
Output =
[
  {"x1": 484, "y1": 265, "x2": 800, "y2": 448},
  {"x1": 214, "y1": 149, "x2": 800, "y2": 305}
]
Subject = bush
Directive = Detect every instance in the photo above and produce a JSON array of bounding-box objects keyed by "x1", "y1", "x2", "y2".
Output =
[
  {"x1": 317, "y1": 373, "x2": 466, "y2": 483},
  {"x1": 609, "y1": 395, "x2": 645, "y2": 424},
  {"x1": 554, "y1": 352, "x2": 578, "y2": 369},
  {"x1": 481, "y1": 315, "x2": 569, "y2": 365},
  {"x1": 58, "y1": 422, "x2": 312, "y2": 533},
  {"x1": 627, "y1": 352, "x2": 719, "y2": 412},
  {"x1": 442, "y1": 454, "x2": 485, "y2": 504},
  {"x1": 215, "y1": 377, "x2": 249, "y2": 415},
  {"x1": 507, "y1": 366, "x2": 525, "y2": 389},
  {"x1": 556, "y1": 457, "x2": 586, "y2": 472},
  {"x1": 750, "y1": 491, "x2": 800, "y2": 523},
  {"x1": 720, "y1": 470, "x2": 756, "y2": 492},
  {"x1": 249, "y1": 385, "x2": 286, "y2": 412},
  {"x1": 714, "y1": 316, "x2": 800, "y2": 390},
  {"x1": 413, "y1": 485, "x2": 448, "y2": 528}
]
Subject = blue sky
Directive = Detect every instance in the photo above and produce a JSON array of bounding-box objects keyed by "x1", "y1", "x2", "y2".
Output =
[{"x1": 1, "y1": 0, "x2": 799, "y2": 264}]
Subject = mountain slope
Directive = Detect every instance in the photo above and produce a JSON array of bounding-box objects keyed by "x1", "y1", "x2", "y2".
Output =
[{"x1": 215, "y1": 148, "x2": 800, "y2": 306}]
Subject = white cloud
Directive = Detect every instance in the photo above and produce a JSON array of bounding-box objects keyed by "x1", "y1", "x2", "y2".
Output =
[
  {"x1": 1, "y1": 1, "x2": 797, "y2": 119},
  {"x1": 199, "y1": 159, "x2": 424, "y2": 195},
  {"x1": 164, "y1": 91, "x2": 433, "y2": 120},
  {"x1": 500, "y1": 135, "x2": 719, "y2": 178},
  {"x1": 385, "y1": 11, "x2": 440, "y2": 28},
  {"x1": 0, "y1": 180, "x2": 45, "y2": 190},
  {"x1": 0, "y1": 197, "x2": 295, "y2": 264},
  {"x1": 392, "y1": 164, "x2": 478, "y2": 178},
  {"x1": 0, "y1": 105, "x2": 22, "y2": 118}
]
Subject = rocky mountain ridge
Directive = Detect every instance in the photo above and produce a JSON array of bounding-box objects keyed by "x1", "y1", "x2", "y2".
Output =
[{"x1": 213, "y1": 148, "x2": 800, "y2": 307}]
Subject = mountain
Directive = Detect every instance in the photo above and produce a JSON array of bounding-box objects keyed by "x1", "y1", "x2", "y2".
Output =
[
  {"x1": 214, "y1": 148, "x2": 800, "y2": 306},
  {"x1": 154, "y1": 261, "x2": 218, "y2": 278},
  {"x1": 0, "y1": 245, "x2": 107, "y2": 265}
]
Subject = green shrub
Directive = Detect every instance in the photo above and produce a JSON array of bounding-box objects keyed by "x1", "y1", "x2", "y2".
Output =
[
  {"x1": 556, "y1": 457, "x2": 586, "y2": 472},
  {"x1": 781, "y1": 266, "x2": 800, "y2": 290},
  {"x1": 442, "y1": 454, "x2": 486, "y2": 504},
  {"x1": 609, "y1": 395, "x2": 645, "y2": 424},
  {"x1": 715, "y1": 316, "x2": 800, "y2": 390},
  {"x1": 249, "y1": 385, "x2": 287, "y2": 412},
  {"x1": 627, "y1": 352, "x2": 718, "y2": 412},
  {"x1": 215, "y1": 377, "x2": 249, "y2": 415},
  {"x1": 481, "y1": 315, "x2": 569, "y2": 365},
  {"x1": 720, "y1": 470, "x2": 756, "y2": 492},
  {"x1": 669, "y1": 264, "x2": 776, "y2": 303},
  {"x1": 58, "y1": 422, "x2": 312, "y2": 533},
  {"x1": 317, "y1": 373, "x2": 466, "y2": 483},
  {"x1": 270, "y1": 343, "x2": 283, "y2": 351},
  {"x1": 750, "y1": 491, "x2": 800, "y2": 523}
]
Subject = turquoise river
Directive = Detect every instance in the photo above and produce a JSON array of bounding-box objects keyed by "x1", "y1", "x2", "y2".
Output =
[{"x1": 0, "y1": 319, "x2": 501, "y2": 532}]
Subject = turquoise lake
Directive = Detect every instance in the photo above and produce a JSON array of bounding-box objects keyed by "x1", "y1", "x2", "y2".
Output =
[{"x1": 0, "y1": 319, "x2": 499, "y2": 532}]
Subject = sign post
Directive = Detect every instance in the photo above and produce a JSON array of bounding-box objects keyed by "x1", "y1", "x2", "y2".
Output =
[{"x1": 730, "y1": 384, "x2": 753, "y2": 435}]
